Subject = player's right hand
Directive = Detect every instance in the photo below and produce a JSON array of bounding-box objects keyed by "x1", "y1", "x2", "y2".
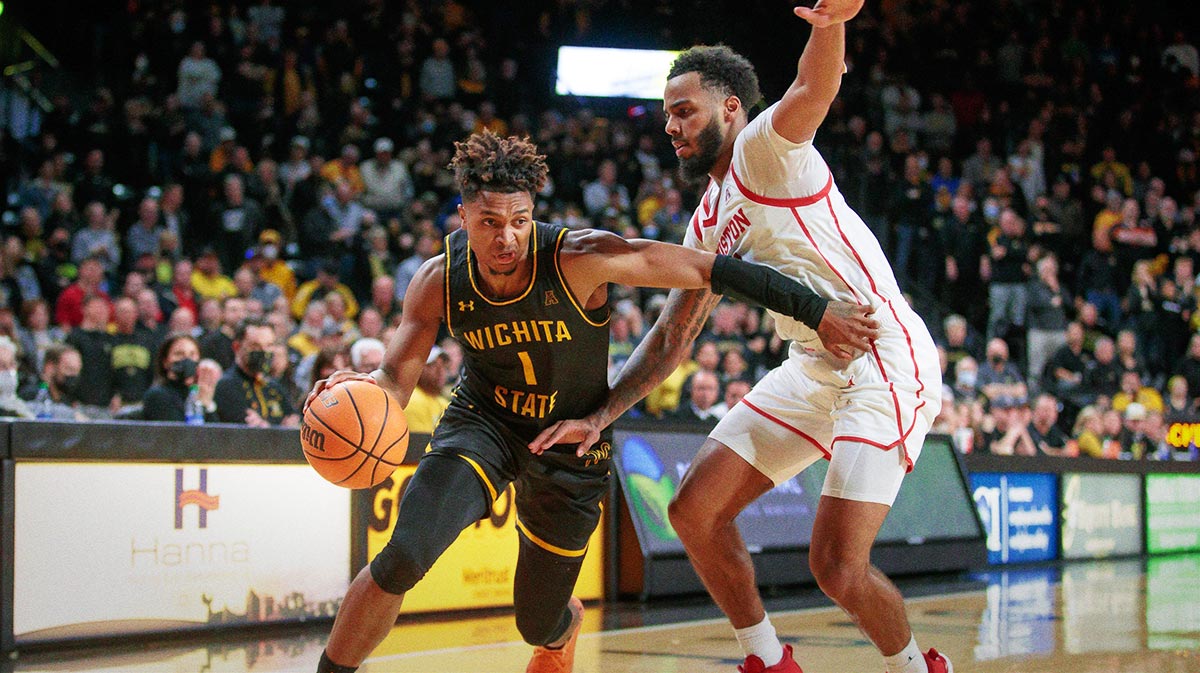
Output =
[
  {"x1": 817, "y1": 300, "x2": 879, "y2": 360},
  {"x1": 303, "y1": 369, "x2": 376, "y2": 416},
  {"x1": 529, "y1": 416, "x2": 605, "y2": 458},
  {"x1": 794, "y1": 0, "x2": 865, "y2": 27}
]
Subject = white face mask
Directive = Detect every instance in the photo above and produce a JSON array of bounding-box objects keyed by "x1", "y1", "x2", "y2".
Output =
[{"x1": 0, "y1": 369, "x2": 18, "y2": 398}]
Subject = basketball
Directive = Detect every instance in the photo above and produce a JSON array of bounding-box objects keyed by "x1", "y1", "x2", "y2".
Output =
[{"x1": 301, "y1": 380, "x2": 409, "y2": 489}]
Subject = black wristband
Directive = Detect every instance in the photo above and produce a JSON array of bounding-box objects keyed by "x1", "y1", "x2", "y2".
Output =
[{"x1": 710, "y1": 255, "x2": 828, "y2": 329}]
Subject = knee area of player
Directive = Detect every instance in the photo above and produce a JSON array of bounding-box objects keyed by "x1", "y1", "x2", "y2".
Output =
[{"x1": 369, "y1": 544, "x2": 429, "y2": 595}]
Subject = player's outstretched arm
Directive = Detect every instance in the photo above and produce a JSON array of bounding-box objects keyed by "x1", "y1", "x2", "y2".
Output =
[
  {"x1": 772, "y1": 0, "x2": 862, "y2": 144},
  {"x1": 559, "y1": 230, "x2": 876, "y2": 343},
  {"x1": 303, "y1": 257, "x2": 444, "y2": 414}
]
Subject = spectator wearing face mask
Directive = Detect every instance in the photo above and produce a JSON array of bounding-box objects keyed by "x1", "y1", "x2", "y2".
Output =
[
  {"x1": 142, "y1": 333, "x2": 221, "y2": 422},
  {"x1": 0, "y1": 336, "x2": 32, "y2": 418},
  {"x1": 213, "y1": 318, "x2": 299, "y2": 427},
  {"x1": 28, "y1": 343, "x2": 88, "y2": 421}
]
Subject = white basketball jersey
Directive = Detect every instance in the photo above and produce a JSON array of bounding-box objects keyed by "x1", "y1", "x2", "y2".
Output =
[{"x1": 684, "y1": 103, "x2": 924, "y2": 351}]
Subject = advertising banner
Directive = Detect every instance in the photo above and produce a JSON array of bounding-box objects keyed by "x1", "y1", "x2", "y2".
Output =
[
  {"x1": 366, "y1": 465, "x2": 604, "y2": 613},
  {"x1": 13, "y1": 463, "x2": 350, "y2": 642},
  {"x1": 613, "y1": 430, "x2": 817, "y2": 556},
  {"x1": 1060, "y1": 473, "x2": 1142, "y2": 559},
  {"x1": 1145, "y1": 473, "x2": 1200, "y2": 554},
  {"x1": 614, "y1": 431, "x2": 981, "y2": 557},
  {"x1": 970, "y1": 472, "x2": 1058, "y2": 564}
]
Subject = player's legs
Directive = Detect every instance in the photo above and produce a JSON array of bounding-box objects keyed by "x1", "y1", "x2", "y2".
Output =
[
  {"x1": 511, "y1": 444, "x2": 608, "y2": 671},
  {"x1": 319, "y1": 454, "x2": 490, "y2": 671},
  {"x1": 670, "y1": 359, "x2": 832, "y2": 668},
  {"x1": 513, "y1": 535, "x2": 587, "y2": 645},
  {"x1": 809, "y1": 494, "x2": 906, "y2": 651},
  {"x1": 668, "y1": 439, "x2": 775, "y2": 628}
]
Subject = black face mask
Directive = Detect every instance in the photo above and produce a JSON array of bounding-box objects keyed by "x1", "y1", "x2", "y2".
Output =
[
  {"x1": 170, "y1": 358, "x2": 198, "y2": 380},
  {"x1": 58, "y1": 374, "x2": 80, "y2": 399},
  {"x1": 245, "y1": 350, "x2": 272, "y2": 376}
]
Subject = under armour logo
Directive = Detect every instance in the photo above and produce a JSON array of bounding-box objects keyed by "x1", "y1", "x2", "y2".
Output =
[
  {"x1": 544, "y1": 290, "x2": 559, "y2": 306},
  {"x1": 458, "y1": 300, "x2": 475, "y2": 312}
]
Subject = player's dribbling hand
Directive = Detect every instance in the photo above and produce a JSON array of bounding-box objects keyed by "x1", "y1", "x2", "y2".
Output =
[
  {"x1": 817, "y1": 300, "x2": 879, "y2": 360},
  {"x1": 529, "y1": 417, "x2": 604, "y2": 458},
  {"x1": 794, "y1": 0, "x2": 865, "y2": 28},
  {"x1": 303, "y1": 369, "x2": 376, "y2": 415}
]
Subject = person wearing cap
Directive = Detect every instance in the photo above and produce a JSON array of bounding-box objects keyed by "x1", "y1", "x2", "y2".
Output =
[
  {"x1": 319, "y1": 144, "x2": 365, "y2": 196},
  {"x1": 980, "y1": 395, "x2": 1036, "y2": 456},
  {"x1": 404, "y1": 346, "x2": 452, "y2": 435},
  {"x1": 360, "y1": 137, "x2": 414, "y2": 218},
  {"x1": 209, "y1": 126, "x2": 246, "y2": 173},
  {"x1": 254, "y1": 229, "x2": 297, "y2": 300}
]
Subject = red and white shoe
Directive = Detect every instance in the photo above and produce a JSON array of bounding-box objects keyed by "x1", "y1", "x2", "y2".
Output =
[
  {"x1": 924, "y1": 648, "x2": 953, "y2": 673},
  {"x1": 738, "y1": 644, "x2": 803, "y2": 673}
]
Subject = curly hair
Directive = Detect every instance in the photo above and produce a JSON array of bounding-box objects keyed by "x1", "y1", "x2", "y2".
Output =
[
  {"x1": 449, "y1": 131, "x2": 548, "y2": 201},
  {"x1": 667, "y1": 45, "x2": 762, "y2": 109}
]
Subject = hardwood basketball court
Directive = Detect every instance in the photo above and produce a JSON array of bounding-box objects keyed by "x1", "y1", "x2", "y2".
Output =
[{"x1": 6, "y1": 555, "x2": 1197, "y2": 673}]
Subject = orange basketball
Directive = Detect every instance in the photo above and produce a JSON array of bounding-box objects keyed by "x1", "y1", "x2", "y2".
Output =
[{"x1": 301, "y1": 380, "x2": 409, "y2": 489}]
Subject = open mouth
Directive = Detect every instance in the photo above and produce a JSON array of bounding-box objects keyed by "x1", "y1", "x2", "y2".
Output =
[{"x1": 495, "y1": 251, "x2": 518, "y2": 265}]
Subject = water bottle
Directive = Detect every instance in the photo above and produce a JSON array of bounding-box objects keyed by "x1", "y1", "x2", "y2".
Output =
[
  {"x1": 34, "y1": 382, "x2": 53, "y2": 420},
  {"x1": 185, "y1": 385, "x2": 205, "y2": 426}
]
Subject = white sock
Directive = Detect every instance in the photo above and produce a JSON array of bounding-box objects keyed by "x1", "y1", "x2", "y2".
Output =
[
  {"x1": 884, "y1": 636, "x2": 928, "y2": 673},
  {"x1": 734, "y1": 615, "x2": 784, "y2": 668}
]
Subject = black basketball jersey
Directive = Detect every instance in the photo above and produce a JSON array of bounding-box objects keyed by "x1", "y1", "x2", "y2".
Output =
[{"x1": 444, "y1": 222, "x2": 611, "y2": 438}]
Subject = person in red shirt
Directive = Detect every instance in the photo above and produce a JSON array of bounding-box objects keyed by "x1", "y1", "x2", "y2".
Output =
[{"x1": 53, "y1": 256, "x2": 111, "y2": 329}]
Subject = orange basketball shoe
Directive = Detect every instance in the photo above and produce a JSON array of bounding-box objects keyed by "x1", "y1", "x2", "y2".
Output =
[
  {"x1": 526, "y1": 596, "x2": 584, "y2": 673},
  {"x1": 924, "y1": 648, "x2": 953, "y2": 673},
  {"x1": 738, "y1": 644, "x2": 803, "y2": 673}
]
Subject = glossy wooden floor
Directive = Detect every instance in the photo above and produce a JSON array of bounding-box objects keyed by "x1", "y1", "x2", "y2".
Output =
[{"x1": 6, "y1": 555, "x2": 1199, "y2": 673}]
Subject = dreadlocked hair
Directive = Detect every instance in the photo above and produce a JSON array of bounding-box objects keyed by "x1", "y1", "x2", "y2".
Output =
[
  {"x1": 449, "y1": 131, "x2": 549, "y2": 201},
  {"x1": 667, "y1": 45, "x2": 762, "y2": 110}
]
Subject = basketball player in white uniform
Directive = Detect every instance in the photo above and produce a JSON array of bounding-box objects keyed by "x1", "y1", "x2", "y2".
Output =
[{"x1": 531, "y1": 2, "x2": 951, "y2": 672}]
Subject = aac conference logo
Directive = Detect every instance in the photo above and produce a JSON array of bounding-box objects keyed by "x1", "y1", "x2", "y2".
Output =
[{"x1": 175, "y1": 468, "x2": 221, "y2": 529}]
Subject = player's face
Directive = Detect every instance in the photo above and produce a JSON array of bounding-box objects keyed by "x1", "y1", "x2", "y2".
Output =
[
  {"x1": 664, "y1": 72, "x2": 734, "y2": 181},
  {"x1": 459, "y1": 191, "x2": 535, "y2": 277}
]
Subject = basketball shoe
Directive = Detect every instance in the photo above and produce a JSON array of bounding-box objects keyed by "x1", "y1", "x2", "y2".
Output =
[
  {"x1": 925, "y1": 648, "x2": 953, "y2": 673},
  {"x1": 738, "y1": 644, "x2": 803, "y2": 672},
  {"x1": 526, "y1": 596, "x2": 584, "y2": 673}
]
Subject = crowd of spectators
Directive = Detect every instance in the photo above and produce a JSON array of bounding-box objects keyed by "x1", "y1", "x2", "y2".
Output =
[{"x1": 0, "y1": 0, "x2": 1197, "y2": 460}]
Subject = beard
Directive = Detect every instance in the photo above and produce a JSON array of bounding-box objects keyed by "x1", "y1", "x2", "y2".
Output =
[{"x1": 678, "y1": 118, "x2": 723, "y2": 183}]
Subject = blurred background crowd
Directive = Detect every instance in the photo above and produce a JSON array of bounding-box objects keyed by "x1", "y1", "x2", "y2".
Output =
[{"x1": 0, "y1": 0, "x2": 1196, "y2": 459}]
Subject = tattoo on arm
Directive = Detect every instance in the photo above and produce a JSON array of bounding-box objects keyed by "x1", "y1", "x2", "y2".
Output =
[{"x1": 600, "y1": 288, "x2": 721, "y2": 421}]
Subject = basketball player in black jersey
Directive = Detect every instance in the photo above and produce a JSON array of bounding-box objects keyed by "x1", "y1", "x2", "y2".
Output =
[{"x1": 306, "y1": 131, "x2": 877, "y2": 673}]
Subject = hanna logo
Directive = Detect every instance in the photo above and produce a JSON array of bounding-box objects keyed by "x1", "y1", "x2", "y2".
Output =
[{"x1": 175, "y1": 468, "x2": 220, "y2": 529}]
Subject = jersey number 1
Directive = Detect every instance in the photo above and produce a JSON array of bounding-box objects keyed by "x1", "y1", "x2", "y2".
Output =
[{"x1": 517, "y1": 351, "x2": 538, "y2": 386}]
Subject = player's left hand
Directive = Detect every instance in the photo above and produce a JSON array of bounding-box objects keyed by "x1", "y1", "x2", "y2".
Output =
[
  {"x1": 817, "y1": 300, "x2": 878, "y2": 359},
  {"x1": 529, "y1": 416, "x2": 605, "y2": 458},
  {"x1": 794, "y1": 0, "x2": 865, "y2": 28}
]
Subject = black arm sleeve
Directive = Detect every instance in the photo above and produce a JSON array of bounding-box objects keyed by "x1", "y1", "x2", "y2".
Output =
[{"x1": 709, "y1": 255, "x2": 828, "y2": 329}]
